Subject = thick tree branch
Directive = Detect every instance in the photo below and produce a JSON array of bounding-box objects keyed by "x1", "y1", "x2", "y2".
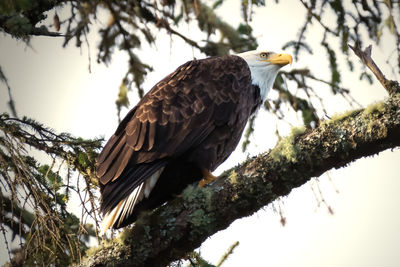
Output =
[{"x1": 80, "y1": 86, "x2": 400, "y2": 266}]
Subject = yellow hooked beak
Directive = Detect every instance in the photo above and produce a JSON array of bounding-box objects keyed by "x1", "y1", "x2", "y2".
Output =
[{"x1": 264, "y1": 53, "x2": 293, "y2": 66}]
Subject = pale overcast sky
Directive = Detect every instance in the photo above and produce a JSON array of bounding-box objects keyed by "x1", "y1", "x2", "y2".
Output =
[{"x1": 1, "y1": 1, "x2": 400, "y2": 266}]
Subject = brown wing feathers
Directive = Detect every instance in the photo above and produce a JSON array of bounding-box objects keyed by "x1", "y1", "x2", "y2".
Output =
[{"x1": 96, "y1": 55, "x2": 256, "y2": 219}]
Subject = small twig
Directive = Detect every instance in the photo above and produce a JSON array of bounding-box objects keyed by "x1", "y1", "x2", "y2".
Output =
[
  {"x1": 0, "y1": 203, "x2": 13, "y2": 263},
  {"x1": 216, "y1": 241, "x2": 239, "y2": 267},
  {"x1": 348, "y1": 44, "x2": 400, "y2": 95}
]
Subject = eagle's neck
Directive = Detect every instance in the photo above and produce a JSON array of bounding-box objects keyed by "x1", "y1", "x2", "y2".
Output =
[{"x1": 248, "y1": 65, "x2": 280, "y2": 103}]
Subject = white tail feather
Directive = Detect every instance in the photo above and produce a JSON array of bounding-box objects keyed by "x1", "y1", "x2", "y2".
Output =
[
  {"x1": 118, "y1": 183, "x2": 144, "y2": 227},
  {"x1": 99, "y1": 201, "x2": 123, "y2": 236},
  {"x1": 99, "y1": 167, "x2": 165, "y2": 235},
  {"x1": 144, "y1": 168, "x2": 163, "y2": 197}
]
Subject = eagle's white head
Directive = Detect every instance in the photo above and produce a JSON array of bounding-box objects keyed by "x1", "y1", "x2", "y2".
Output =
[{"x1": 237, "y1": 50, "x2": 292, "y2": 101}]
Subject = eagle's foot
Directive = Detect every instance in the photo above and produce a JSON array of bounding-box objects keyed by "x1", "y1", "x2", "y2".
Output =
[{"x1": 198, "y1": 169, "x2": 218, "y2": 187}]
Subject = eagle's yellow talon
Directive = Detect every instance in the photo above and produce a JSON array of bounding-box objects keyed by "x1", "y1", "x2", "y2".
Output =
[{"x1": 198, "y1": 169, "x2": 218, "y2": 187}]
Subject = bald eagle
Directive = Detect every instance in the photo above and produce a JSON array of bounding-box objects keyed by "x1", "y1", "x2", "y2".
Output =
[{"x1": 96, "y1": 50, "x2": 292, "y2": 234}]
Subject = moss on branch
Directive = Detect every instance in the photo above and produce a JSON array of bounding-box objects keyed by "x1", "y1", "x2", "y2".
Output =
[{"x1": 79, "y1": 90, "x2": 400, "y2": 267}]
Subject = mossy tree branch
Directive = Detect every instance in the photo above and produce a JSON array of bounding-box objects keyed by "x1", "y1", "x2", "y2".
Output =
[{"x1": 81, "y1": 85, "x2": 400, "y2": 266}]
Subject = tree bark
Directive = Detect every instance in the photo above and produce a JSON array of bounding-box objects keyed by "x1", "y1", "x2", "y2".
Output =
[{"x1": 78, "y1": 85, "x2": 400, "y2": 266}]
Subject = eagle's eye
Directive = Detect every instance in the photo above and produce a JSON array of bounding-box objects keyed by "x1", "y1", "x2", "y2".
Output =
[{"x1": 260, "y1": 52, "x2": 270, "y2": 59}]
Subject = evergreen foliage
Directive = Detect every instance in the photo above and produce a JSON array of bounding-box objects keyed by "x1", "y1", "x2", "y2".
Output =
[{"x1": 0, "y1": 114, "x2": 101, "y2": 265}]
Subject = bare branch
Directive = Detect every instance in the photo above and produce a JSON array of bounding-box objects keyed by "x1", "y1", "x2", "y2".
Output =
[{"x1": 349, "y1": 44, "x2": 400, "y2": 95}]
